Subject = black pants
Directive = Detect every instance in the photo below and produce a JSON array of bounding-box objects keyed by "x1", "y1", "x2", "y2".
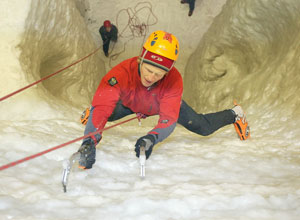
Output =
[
  {"x1": 108, "y1": 100, "x2": 235, "y2": 136},
  {"x1": 182, "y1": 0, "x2": 195, "y2": 11},
  {"x1": 187, "y1": 0, "x2": 195, "y2": 11},
  {"x1": 103, "y1": 39, "x2": 110, "y2": 55}
]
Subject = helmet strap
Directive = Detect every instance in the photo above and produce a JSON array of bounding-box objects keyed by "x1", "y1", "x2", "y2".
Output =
[
  {"x1": 169, "y1": 61, "x2": 175, "y2": 71},
  {"x1": 139, "y1": 49, "x2": 148, "y2": 69}
]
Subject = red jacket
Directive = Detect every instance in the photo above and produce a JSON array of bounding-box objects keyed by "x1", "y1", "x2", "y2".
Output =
[{"x1": 90, "y1": 57, "x2": 183, "y2": 143}]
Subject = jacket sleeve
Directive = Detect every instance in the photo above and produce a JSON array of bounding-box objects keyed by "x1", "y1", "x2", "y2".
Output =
[
  {"x1": 83, "y1": 70, "x2": 123, "y2": 144},
  {"x1": 148, "y1": 74, "x2": 183, "y2": 144},
  {"x1": 111, "y1": 25, "x2": 118, "y2": 42},
  {"x1": 99, "y1": 26, "x2": 107, "y2": 42}
]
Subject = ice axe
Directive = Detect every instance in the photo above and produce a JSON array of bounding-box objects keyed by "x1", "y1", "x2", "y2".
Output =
[
  {"x1": 61, "y1": 152, "x2": 81, "y2": 193},
  {"x1": 139, "y1": 146, "x2": 146, "y2": 178}
]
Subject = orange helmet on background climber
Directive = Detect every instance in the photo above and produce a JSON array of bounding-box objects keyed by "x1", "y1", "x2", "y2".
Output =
[
  {"x1": 104, "y1": 20, "x2": 112, "y2": 28},
  {"x1": 140, "y1": 30, "x2": 179, "y2": 71}
]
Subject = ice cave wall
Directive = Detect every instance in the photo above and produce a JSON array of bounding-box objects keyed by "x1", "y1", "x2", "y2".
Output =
[
  {"x1": 183, "y1": 0, "x2": 300, "y2": 119},
  {"x1": 18, "y1": 0, "x2": 105, "y2": 108},
  {"x1": 1, "y1": 0, "x2": 300, "y2": 121}
]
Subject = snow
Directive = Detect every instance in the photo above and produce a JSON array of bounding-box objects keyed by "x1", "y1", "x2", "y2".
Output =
[
  {"x1": 1, "y1": 0, "x2": 300, "y2": 220},
  {"x1": 1, "y1": 116, "x2": 299, "y2": 219}
]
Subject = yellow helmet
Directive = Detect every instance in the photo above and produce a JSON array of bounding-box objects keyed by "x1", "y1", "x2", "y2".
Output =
[{"x1": 143, "y1": 30, "x2": 179, "y2": 61}]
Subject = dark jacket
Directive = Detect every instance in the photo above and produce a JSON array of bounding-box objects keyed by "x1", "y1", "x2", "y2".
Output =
[{"x1": 99, "y1": 24, "x2": 118, "y2": 43}]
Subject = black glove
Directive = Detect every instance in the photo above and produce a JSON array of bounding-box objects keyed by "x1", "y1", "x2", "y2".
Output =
[
  {"x1": 135, "y1": 134, "x2": 156, "y2": 159},
  {"x1": 78, "y1": 139, "x2": 96, "y2": 169}
]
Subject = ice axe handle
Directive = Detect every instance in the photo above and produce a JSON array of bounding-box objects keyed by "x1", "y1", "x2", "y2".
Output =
[
  {"x1": 62, "y1": 152, "x2": 80, "y2": 193},
  {"x1": 139, "y1": 146, "x2": 146, "y2": 178}
]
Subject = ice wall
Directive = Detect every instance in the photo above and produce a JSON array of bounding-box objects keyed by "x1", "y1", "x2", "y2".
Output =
[
  {"x1": 18, "y1": 0, "x2": 105, "y2": 109},
  {"x1": 0, "y1": 0, "x2": 32, "y2": 119},
  {"x1": 183, "y1": 0, "x2": 300, "y2": 119},
  {"x1": 2, "y1": 0, "x2": 300, "y2": 121},
  {"x1": 0, "y1": 0, "x2": 105, "y2": 121}
]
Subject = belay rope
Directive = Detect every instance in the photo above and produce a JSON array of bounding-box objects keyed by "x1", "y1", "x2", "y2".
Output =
[{"x1": 0, "y1": 47, "x2": 101, "y2": 102}]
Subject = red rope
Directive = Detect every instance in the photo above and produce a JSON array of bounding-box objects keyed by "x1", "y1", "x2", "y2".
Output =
[
  {"x1": 0, "y1": 116, "x2": 138, "y2": 171},
  {"x1": 0, "y1": 47, "x2": 101, "y2": 102}
]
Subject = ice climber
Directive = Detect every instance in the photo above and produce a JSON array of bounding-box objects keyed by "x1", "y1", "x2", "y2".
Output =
[
  {"x1": 99, "y1": 20, "x2": 118, "y2": 57},
  {"x1": 77, "y1": 30, "x2": 249, "y2": 169}
]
